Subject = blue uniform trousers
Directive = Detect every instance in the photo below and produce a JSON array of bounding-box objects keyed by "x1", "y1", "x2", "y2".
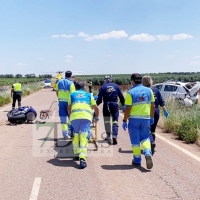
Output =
[
  {"x1": 128, "y1": 118, "x2": 152, "y2": 164},
  {"x1": 150, "y1": 108, "x2": 160, "y2": 142},
  {"x1": 103, "y1": 102, "x2": 119, "y2": 138},
  {"x1": 58, "y1": 101, "x2": 71, "y2": 136},
  {"x1": 71, "y1": 119, "x2": 91, "y2": 159}
]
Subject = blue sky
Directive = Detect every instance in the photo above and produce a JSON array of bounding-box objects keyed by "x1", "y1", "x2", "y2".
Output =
[{"x1": 0, "y1": 0, "x2": 200, "y2": 76}]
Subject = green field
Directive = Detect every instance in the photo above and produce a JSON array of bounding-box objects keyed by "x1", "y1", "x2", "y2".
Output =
[
  {"x1": 0, "y1": 77, "x2": 45, "y2": 86},
  {"x1": 75, "y1": 72, "x2": 200, "y2": 85}
]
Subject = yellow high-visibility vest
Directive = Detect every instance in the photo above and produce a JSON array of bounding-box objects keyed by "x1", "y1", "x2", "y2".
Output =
[{"x1": 13, "y1": 83, "x2": 22, "y2": 92}]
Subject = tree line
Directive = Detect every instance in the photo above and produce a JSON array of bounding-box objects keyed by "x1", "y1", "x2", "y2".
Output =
[
  {"x1": 75, "y1": 72, "x2": 200, "y2": 85},
  {"x1": 0, "y1": 74, "x2": 52, "y2": 78}
]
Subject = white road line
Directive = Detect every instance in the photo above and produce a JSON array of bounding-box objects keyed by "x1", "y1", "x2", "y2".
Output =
[
  {"x1": 119, "y1": 112, "x2": 200, "y2": 163},
  {"x1": 0, "y1": 90, "x2": 41, "y2": 112},
  {"x1": 156, "y1": 134, "x2": 200, "y2": 163},
  {"x1": 29, "y1": 177, "x2": 41, "y2": 200}
]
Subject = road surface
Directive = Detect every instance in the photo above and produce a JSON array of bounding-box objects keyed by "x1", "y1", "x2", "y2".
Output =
[{"x1": 0, "y1": 88, "x2": 200, "y2": 200}]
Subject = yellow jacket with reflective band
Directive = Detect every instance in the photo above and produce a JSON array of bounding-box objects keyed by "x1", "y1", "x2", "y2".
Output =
[
  {"x1": 13, "y1": 83, "x2": 22, "y2": 92},
  {"x1": 125, "y1": 84, "x2": 155, "y2": 119},
  {"x1": 68, "y1": 90, "x2": 96, "y2": 122},
  {"x1": 56, "y1": 78, "x2": 75, "y2": 102}
]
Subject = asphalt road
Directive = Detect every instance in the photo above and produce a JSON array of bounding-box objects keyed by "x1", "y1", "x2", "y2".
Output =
[{"x1": 0, "y1": 88, "x2": 200, "y2": 200}]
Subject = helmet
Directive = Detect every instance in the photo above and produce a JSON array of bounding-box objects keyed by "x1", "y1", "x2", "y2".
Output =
[{"x1": 104, "y1": 75, "x2": 111, "y2": 79}]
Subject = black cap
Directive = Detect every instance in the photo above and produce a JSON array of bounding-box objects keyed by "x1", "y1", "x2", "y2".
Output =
[
  {"x1": 131, "y1": 73, "x2": 142, "y2": 83},
  {"x1": 65, "y1": 71, "x2": 72, "y2": 78}
]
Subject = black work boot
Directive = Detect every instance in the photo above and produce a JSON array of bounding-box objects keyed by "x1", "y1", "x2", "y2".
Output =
[
  {"x1": 105, "y1": 132, "x2": 110, "y2": 140},
  {"x1": 151, "y1": 143, "x2": 156, "y2": 155},
  {"x1": 145, "y1": 155, "x2": 153, "y2": 169},
  {"x1": 80, "y1": 158, "x2": 87, "y2": 169},
  {"x1": 112, "y1": 137, "x2": 117, "y2": 145}
]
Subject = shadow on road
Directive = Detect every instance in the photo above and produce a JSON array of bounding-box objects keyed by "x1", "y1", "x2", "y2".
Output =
[
  {"x1": 118, "y1": 148, "x2": 132, "y2": 154},
  {"x1": 47, "y1": 158, "x2": 80, "y2": 169},
  {"x1": 118, "y1": 148, "x2": 144, "y2": 154},
  {"x1": 101, "y1": 164, "x2": 150, "y2": 172}
]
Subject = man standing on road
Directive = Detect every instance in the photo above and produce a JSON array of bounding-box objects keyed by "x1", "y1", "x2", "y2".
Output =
[
  {"x1": 11, "y1": 80, "x2": 22, "y2": 109},
  {"x1": 68, "y1": 82, "x2": 99, "y2": 169},
  {"x1": 56, "y1": 71, "x2": 75, "y2": 139},
  {"x1": 122, "y1": 73, "x2": 155, "y2": 169},
  {"x1": 96, "y1": 75, "x2": 125, "y2": 145}
]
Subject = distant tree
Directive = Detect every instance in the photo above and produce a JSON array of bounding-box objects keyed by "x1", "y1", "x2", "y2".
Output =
[
  {"x1": 5, "y1": 74, "x2": 14, "y2": 78},
  {"x1": 15, "y1": 74, "x2": 23, "y2": 78}
]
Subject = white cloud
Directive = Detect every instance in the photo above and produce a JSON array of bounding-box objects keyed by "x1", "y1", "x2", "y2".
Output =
[
  {"x1": 79, "y1": 30, "x2": 128, "y2": 41},
  {"x1": 172, "y1": 33, "x2": 193, "y2": 40},
  {"x1": 50, "y1": 34, "x2": 75, "y2": 38},
  {"x1": 65, "y1": 59, "x2": 72, "y2": 63},
  {"x1": 65, "y1": 55, "x2": 73, "y2": 63},
  {"x1": 156, "y1": 34, "x2": 170, "y2": 41},
  {"x1": 190, "y1": 61, "x2": 199, "y2": 65},
  {"x1": 16, "y1": 62, "x2": 28, "y2": 66},
  {"x1": 65, "y1": 55, "x2": 73, "y2": 59},
  {"x1": 107, "y1": 54, "x2": 111, "y2": 57},
  {"x1": 195, "y1": 56, "x2": 200, "y2": 58},
  {"x1": 78, "y1": 32, "x2": 89, "y2": 38},
  {"x1": 129, "y1": 33, "x2": 155, "y2": 42},
  {"x1": 176, "y1": 50, "x2": 181, "y2": 52},
  {"x1": 167, "y1": 54, "x2": 176, "y2": 58},
  {"x1": 50, "y1": 34, "x2": 60, "y2": 38}
]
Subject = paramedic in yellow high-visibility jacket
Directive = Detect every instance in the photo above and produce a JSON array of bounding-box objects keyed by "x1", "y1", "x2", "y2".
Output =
[
  {"x1": 68, "y1": 81, "x2": 99, "y2": 169},
  {"x1": 56, "y1": 71, "x2": 75, "y2": 139},
  {"x1": 122, "y1": 73, "x2": 155, "y2": 170}
]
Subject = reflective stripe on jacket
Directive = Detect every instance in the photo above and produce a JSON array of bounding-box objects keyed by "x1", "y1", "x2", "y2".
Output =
[{"x1": 56, "y1": 78, "x2": 75, "y2": 102}]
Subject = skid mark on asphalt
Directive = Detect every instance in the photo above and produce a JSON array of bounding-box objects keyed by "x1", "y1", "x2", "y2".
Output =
[
  {"x1": 29, "y1": 177, "x2": 41, "y2": 200},
  {"x1": 119, "y1": 113, "x2": 200, "y2": 163},
  {"x1": 0, "y1": 91, "x2": 41, "y2": 112}
]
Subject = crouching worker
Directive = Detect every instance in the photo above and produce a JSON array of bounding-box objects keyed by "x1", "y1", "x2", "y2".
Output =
[{"x1": 68, "y1": 82, "x2": 99, "y2": 169}]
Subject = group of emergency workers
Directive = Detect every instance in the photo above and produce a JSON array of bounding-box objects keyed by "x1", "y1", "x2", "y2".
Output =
[
  {"x1": 55, "y1": 71, "x2": 169, "y2": 169},
  {"x1": 12, "y1": 71, "x2": 169, "y2": 170}
]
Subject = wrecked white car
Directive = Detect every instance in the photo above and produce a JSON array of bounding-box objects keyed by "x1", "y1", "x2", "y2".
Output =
[{"x1": 154, "y1": 81, "x2": 200, "y2": 106}]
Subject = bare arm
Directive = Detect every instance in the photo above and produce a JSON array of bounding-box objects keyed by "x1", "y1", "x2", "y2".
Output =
[
  {"x1": 68, "y1": 105, "x2": 72, "y2": 115},
  {"x1": 123, "y1": 105, "x2": 132, "y2": 121},
  {"x1": 150, "y1": 103, "x2": 155, "y2": 118},
  {"x1": 92, "y1": 105, "x2": 99, "y2": 119},
  {"x1": 161, "y1": 105, "x2": 167, "y2": 111},
  {"x1": 56, "y1": 91, "x2": 58, "y2": 97},
  {"x1": 11, "y1": 88, "x2": 14, "y2": 97}
]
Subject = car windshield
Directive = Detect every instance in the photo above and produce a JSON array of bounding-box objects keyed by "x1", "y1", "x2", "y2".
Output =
[{"x1": 44, "y1": 79, "x2": 51, "y2": 83}]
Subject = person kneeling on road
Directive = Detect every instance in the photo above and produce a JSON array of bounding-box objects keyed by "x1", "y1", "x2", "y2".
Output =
[
  {"x1": 122, "y1": 73, "x2": 155, "y2": 170},
  {"x1": 68, "y1": 81, "x2": 99, "y2": 169}
]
